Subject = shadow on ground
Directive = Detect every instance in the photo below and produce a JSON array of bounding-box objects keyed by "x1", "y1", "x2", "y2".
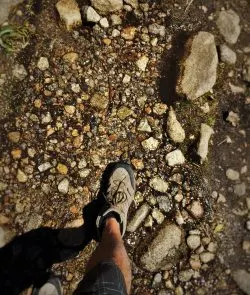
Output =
[
  {"x1": 158, "y1": 31, "x2": 191, "y2": 106},
  {"x1": 0, "y1": 162, "x2": 124, "y2": 295}
]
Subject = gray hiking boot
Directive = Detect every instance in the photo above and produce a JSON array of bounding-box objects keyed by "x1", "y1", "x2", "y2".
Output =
[{"x1": 96, "y1": 163, "x2": 136, "y2": 239}]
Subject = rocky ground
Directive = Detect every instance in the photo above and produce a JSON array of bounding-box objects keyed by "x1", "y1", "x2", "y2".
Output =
[{"x1": 0, "y1": 0, "x2": 249, "y2": 294}]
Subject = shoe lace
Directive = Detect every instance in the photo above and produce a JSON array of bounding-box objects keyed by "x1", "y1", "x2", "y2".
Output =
[{"x1": 104, "y1": 177, "x2": 128, "y2": 205}]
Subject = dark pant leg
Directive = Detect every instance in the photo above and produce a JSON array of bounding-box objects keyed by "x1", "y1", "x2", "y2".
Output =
[{"x1": 74, "y1": 260, "x2": 127, "y2": 295}]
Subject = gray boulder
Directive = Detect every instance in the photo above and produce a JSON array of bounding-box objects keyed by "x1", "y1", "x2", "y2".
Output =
[
  {"x1": 177, "y1": 31, "x2": 218, "y2": 100},
  {"x1": 232, "y1": 269, "x2": 250, "y2": 295},
  {"x1": 140, "y1": 223, "x2": 182, "y2": 271},
  {"x1": 216, "y1": 10, "x2": 241, "y2": 44}
]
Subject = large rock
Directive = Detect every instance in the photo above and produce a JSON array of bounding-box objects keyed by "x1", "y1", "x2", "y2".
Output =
[
  {"x1": 140, "y1": 223, "x2": 182, "y2": 271},
  {"x1": 233, "y1": 269, "x2": 250, "y2": 295},
  {"x1": 91, "y1": 0, "x2": 123, "y2": 14},
  {"x1": 216, "y1": 10, "x2": 241, "y2": 44},
  {"x1": 177, "y1": 31, "x2": 218, "y2": 100},
  {"x1": 56, "y1": 0, "x2": 82, "y2": 30},
  {"x1": 197, "y1": 123, "x2": 214, "y2": 163},
  {"x1": 167, "y1": 107, "x2": 185, "y2": 143}
]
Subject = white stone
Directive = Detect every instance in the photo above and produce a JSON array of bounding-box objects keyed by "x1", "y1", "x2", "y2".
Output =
[
  {"x1": 229, "y1": 82, "x2": 246, "y2": 94},
  {"x1": 226, "y1": 168, "x2": 240, "y2": 181},
  {"x1": 37, "y1": 57, "x2": 49, "y2": 71},
  {"x1": 127, "y1": 204, "x2": 150, "y2": 232},
  {"x1": 200, "y1": 252, "x2": 215, "y2": 263},
  {"x1": 12, "y1": 63, "x2": 28, "y2": 80},
  {"x1": 187, "y1": 235, "x2": 201, "y2": 250},
  {"x1": 140, "y1": 224, "x2": 182, "y2": 271},
  {"x1": 38, "y1": 162, "x2": 52, "y2": 172},
  {"x1": 56, "y1": 0, "x2": 82, "y2": 30},
  {"x1": 189, "y1": 200, "x2": 204, "y2": 219},
  {"x1": 91, "y1": 0, "x2": 123, "y2": 14},
  {"x1": 166, "y1": 150, "x2": 185, "y2": 166},
  {"x1": 122, "y1": 74, "x2": 131, "y2": 84},
  {"x1": 100, "y1": 17, "x2": 109, "y2": 28},
  {"x1": 79, "y1": 169, "x2": 91, "y2": 178},
  {"x1": 152, "y1": 208, "x2": 165, "y2": 224},
  {"x1": 71, "y1": 83, "x2": 81, "y2": 93},
  {"x1": 83, "y1": 6, "x2": 101, "y2": 23},
  {"x1": 138, "y1": 118, "x2": 151, "y2": 132},
  {"x1": 58, "y1": 178, "x2": 69, "y2": 194},
  {"x1": 233, "y1": 270, "x2": 250, "y2": 295},
  {"x1": 177, "y1": 32, "x2": 218, "y2": 100},
  {"x1": 226, "y1": 111, "x2": 240, "y2": 126},
  {"x1": 141, "y1": 137, "x2": 159, "y2": 151},
  {"x1": 219, "y1": 44, "x2": 237, "y2": 65},
  {"x1": 41, "y1": 112, "x2": 52, "y2": 124},
  {"x1": 136, "y1": 55, "x2": 149, "y2": 71},
  {"x1": 216, "y1": 10, "x2": 241, "y2": 44},
  {"x1": 150, "y1": 177, "x2": 169, "y2": 193},
  {"x1": 197, "y1": 123, "x2": 214, "y2": 162},
  {"x1": 243, "y1": 56, "x2": 250, "y2": 82},
  {"x1": 78, "y1": 158, "x2": 87, "y2": 169},
  {"x1": 110, "y1": 14, "x2": 122, "y2": 25},
  {"x1": 17, "y1": 169, "x2": 28, "y2": 183},
  {"x1": 148, "y1": 23, "x2": 166, "y2": 36},
  {"x1": 112, "y1": 29, "x2": 120, "y2": 37},
  {"x1": 167, "y1": 107, "x2": 185, "y2": 143}
]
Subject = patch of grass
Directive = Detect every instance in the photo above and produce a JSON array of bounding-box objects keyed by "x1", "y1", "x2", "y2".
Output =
[{"x1": 0, "y1": 24, "x2": 29, "y2": 53}]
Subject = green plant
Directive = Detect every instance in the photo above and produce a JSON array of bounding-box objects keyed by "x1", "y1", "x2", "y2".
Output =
[{"x1": 0, "y1": 24, "x2": 29, "y2": 53}]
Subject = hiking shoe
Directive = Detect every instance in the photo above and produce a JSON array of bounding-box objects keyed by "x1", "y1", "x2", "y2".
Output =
[
  {"x1": 96, "y1": 162, "x2": 136, "y2": 240},
  {"x1": 32, "y1": 275, "x2": 62, "y2": 295}
]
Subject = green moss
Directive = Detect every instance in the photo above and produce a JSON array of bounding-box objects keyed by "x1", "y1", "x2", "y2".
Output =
[{"x1": 0, "y1": 24, "x2": 29, "y2": 53}]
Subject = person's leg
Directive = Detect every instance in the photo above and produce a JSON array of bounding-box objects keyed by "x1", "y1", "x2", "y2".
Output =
[
  {"x1": 85, "y1": 217, "x2": 131, "y2": 293},
  {"x1": 74, "y1": 162, "x2": 136, "y2": 295}
]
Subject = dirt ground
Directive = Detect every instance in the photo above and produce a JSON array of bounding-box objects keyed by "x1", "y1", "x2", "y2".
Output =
[{"x1": 0, "y1": 0, "x2": 249, "y2": 294}]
